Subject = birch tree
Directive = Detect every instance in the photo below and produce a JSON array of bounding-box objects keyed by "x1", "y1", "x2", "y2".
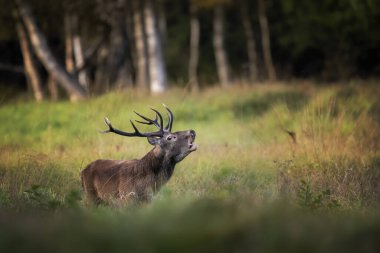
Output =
[
  {"x1": 71, "y1": 14, "x2": 89, "y2": 91},
  {"x1": 188, "y1": 1, "x2": 200, "y2": 91},
  {"x1": 213, "y1": 4, "x2": 231, "y2": 87},
  {"x1": 144, "y1": 0, "x2": 167, "y2": 93},
  {"x1": 15, "y1": 12, "x2": 44, "y2": 101},
  {"x1": 16, "y1": 0, "x2": 87, "y2": 101}
]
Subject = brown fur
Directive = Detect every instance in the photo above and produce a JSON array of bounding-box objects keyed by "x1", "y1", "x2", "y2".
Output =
[{"x1": 81, "y1": 129, "x2": 196, "y2": 206}]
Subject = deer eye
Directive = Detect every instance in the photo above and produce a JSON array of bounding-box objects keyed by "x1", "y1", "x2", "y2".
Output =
[{"x1": 166, "y1": 135, "x2": 176, "y2": 141}]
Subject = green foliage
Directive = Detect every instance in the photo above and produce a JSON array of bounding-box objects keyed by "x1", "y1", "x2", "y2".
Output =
[
  {"x1": 233, "y1": 90, "x2": 310, "y2": 119},
  {"x1": 0, "y1": 189, "x2": 11, "y2": 208},
  {"x1": 297, "y1": 180, "x2": 340, "y2": 210},
  {"x1": 272, "y1": 0, "x2": 380, "y2": 78},
  {"x1": 22, "y1": 185, "x2": 81, "y2": 210},
  {"x1": 23, "y1": 184, "x2": 62, "y2": 210}
]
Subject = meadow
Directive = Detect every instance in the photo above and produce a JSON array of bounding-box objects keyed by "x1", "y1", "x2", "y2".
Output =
[{"x1": 0, "y1": 82, "x2": 379, "y2": 252}]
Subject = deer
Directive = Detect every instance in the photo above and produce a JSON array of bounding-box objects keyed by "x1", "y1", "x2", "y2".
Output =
[{"x1": 81, "y1": 105, "x2": 197, "y2": 206}]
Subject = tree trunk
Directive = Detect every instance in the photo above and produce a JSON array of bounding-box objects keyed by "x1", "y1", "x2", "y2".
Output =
[
  {"x1": 258, "y1": 0, "x2": 276, "y2": 81},
  {"x1": 213, "y1": 5, "x2": 231, "y2": 87},
  {"x1": 94, "y1": 0, "x2": 133, "y2": 93},
  {"x1": 47, "y1": 75, "x2": 59, "y2": 101},
  {"x1": 156, "y1": 0, "x2": 167, "y2": 44},
  {"x1": 65, "y1": 13, "x2": 89, "y2": 92},
  {"x1": 239, "y1": 0, "x2": 258, "y2": 83},
  {"x1": 64, "y1": 14, "x2": 75, "y2": 73},
  {"x1": 144, "y1": 0, "x2": 167, "y2": 94},
  {"x1": 94, "y1": 43, "x2": 109, "y2": 94},
  {"x1": 16, "y1": 0, "x2": 87, "y2": 101},
  {"x1": 188, "y1": 2, "x2": 199, "y2": 92},
  {"x1": 125, "y1": 0, "x2": 136, "y2": 88},
  {"x1": 15, "y1": 14, "x2": 44, "y2": 102},
  {"x1": 133, "y1": 0, "x2": 149, "y2": 91},
  {"x1": 95, "y1": 31, "x2": 133, "y2": 93},
  {"x1": 108, "y1": 25, "x2": 133, "y2": 90},
  {"x1": 71, "y1": 15, "x2": 89, "y2": 91}
]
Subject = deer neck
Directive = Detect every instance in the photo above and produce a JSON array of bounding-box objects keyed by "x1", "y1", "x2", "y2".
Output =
[{"x1": 140, "y1": 146, "x2": 176, "y2": 181}]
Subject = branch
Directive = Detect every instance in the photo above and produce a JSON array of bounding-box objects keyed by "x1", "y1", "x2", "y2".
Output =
[
  {"x1": 72, "y1": 35, "x2": 106, "y2": 75},
  {"x1": 0, "y1": 63, "x2": 25, "y2": 74}
]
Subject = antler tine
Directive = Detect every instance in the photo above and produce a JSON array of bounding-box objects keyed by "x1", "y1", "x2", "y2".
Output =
[
  {"x1": 100, "y1": 116, "x2": 164, "y2": 138},
  {"x1": 134, "y1": 111, "x2": 161, "y2": 129},
  {"x1": 150, "y1": 108, "x2": 164, "y2": 132},
  {"x1": 99, "y1": 117, "x2": 113, "y2": 134},
  {"x1": 163, "y1": 104, "x2": 174, "y2": 132},
  {"x1": 130, "y1": 120, "x2": 142, "y2": 135}
]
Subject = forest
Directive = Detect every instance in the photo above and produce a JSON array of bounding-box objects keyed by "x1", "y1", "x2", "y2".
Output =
[
  {"x1": 0, "y1": 0, "x2": 379, "y2": 99},
  {"x1": 0, "y1": 0, "x2": 380, "y2": 252}
]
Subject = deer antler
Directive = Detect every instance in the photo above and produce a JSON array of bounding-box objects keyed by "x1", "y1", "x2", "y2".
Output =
[
  {"x1": 133, "y1": 105, "x2": 174, "y2": 132},
  {"x1": 163, "y1": 104, "x2": 174, "y2": 132},
  {"x1": 101, "y1": 106, "x2": 171, "y2": 138},
  {"x1": 134, "y1": 108, "x2": 163, "y2": 131}
]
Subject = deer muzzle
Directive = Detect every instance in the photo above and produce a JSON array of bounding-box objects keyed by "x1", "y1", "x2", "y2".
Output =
[{"x1": 188, "y1": 130, "x2": 197, "y2": 151}]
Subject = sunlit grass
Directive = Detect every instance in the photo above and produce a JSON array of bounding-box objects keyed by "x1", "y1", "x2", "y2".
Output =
[
  {"x1": 0, "y1": 82, "x2": 379, "y2": 252},
  {"x1": 0, "y1": 83, "x2": 379, "y2": 206}
]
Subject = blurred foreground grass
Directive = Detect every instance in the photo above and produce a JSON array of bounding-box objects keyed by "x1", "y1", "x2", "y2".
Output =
[{"x1": 0, "y1": 82, "x2": 379, "y2": 252}]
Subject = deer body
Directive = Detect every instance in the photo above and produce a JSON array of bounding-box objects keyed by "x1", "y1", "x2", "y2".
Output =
[{"x1": 81, "y1": 106, "x2": 197, "y2": 205}]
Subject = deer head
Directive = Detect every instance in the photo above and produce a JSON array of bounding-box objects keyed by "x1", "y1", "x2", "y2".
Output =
[
  {"x1": 81, "y1": 105, "x2": 197, "y2": 206},
  {"x1": 101, "y1": 105, "x2": 197, "y2": 162}
]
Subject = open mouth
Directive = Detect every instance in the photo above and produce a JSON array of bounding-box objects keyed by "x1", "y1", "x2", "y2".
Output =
[
  {"x1": 188, "y1": 137, "x2": 197, "y2": 151},
  {"x1": 189, "y1": 143, "x2": 197, "y2": 151}
]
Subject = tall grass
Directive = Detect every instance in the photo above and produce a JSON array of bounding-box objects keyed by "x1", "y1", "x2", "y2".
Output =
[{"x1": 0, "y1": 83, "x2": 379, "y2": 252}]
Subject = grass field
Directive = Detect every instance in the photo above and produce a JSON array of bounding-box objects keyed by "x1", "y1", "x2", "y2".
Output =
[{"x1": 0, "y1": 82, "x2": 379, "y2": 252}]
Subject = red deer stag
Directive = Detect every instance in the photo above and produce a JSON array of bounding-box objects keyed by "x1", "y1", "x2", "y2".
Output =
[{"x1": 81, "y1": 105, "x2": 197, "y2": 206}]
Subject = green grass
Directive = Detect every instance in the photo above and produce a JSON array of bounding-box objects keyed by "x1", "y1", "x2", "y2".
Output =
[{"x1": 0, "y1": 82, "x2": 379, "y2": 252}]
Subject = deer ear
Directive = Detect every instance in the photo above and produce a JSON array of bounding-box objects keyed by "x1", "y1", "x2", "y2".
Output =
[{"x1": 147, "y1": 137, "x2": 161, "y2": 146}]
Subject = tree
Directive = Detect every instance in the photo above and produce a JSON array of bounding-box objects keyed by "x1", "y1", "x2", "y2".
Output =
[
  {"x1": 239, "y1": 0, "x2": 258, "y2": 83},
  {"x1": 156, "y1": 0, "x2": 167, "y2": 44},
  {"x1": 47, "y1": 75, "x2": 59, "y2": 101},
  {"x1": 188, "y1": 1, "x2": 200, "y2": 91},
  {"x1": 94, "y1": 0, "x2": 133, "y2": 93},
  {"x1": 2, "y1": 0, "x2": 378, "y2": 99},
  {"x1": 144, "y1": 0, "x2": 167, "y2": 93},
  {"x1": 258, "y1": 0, "x2": 276, "y2": 81},
  {"x1": 15, "y1": 0, "x2": 88, "y2": 101},
  {"x1": 213, "y1": 3, "x2": 231, "y2": 87},
  {"x1": 133, "y1": 0, "x2": 149, "y2": 91},
  {"x1": 15, "y1": 11, "x2": 44, "y2": 102},
  {"x1": 71, "y1": 14, "x2": 89, "y2": 91}
]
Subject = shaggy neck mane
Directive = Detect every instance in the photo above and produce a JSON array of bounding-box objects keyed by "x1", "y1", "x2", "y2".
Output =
[{"x1": 138, "y1": 146, "x2": 176, "y2": 182}]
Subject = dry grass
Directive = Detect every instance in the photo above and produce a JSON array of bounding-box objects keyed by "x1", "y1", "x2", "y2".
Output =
[
  {"x1": 0, "y1": 83, "x2": 379, "y2": 210},
  {"x1": 0, "y1": 82, "x2": 380, "y2": 252}
]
